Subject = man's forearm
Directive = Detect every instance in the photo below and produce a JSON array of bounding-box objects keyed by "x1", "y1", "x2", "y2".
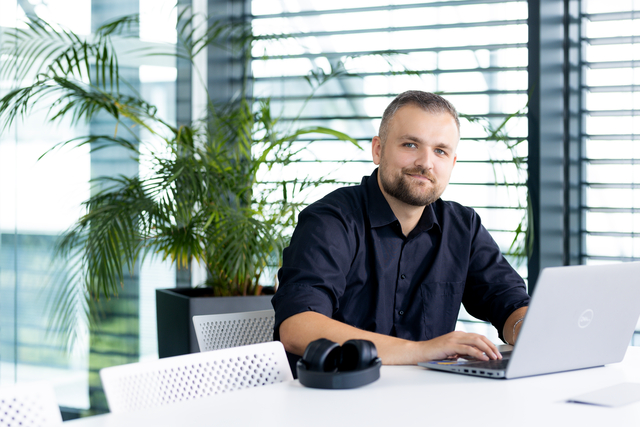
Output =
[
  {"x1": 279, "y1": 311, "x2": 502, "y2": 365},
  {"x1": 279, "y1": 311, "x2": 417, "y2": 365}
]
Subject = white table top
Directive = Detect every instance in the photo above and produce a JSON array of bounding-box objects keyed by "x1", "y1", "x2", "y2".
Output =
[{"x1": 67, "y1": 347, "x2": 640, "y2": 426}]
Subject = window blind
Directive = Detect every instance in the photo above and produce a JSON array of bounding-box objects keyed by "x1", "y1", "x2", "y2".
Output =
[
  {"x1": 581, "y1": 1, "x2": 640, "y2": 263},
  {"x1": 250, "y1": 0, "x2": 529, "y2": 273}
]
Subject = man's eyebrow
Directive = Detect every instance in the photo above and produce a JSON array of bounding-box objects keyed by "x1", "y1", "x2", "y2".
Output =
[
  {"x1": 434, "y1": 141, "x2": 455, "y2": 151},
  {"x1": 398, "y1": 134, "x2": 422, "y2": 143},
  {"x1": 400, "y1": 134, "x2": 454, "y2": 149}
]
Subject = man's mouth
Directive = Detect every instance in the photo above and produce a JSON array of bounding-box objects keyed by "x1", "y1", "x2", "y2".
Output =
[{"x1": 404, "y1": 169, "x2": 435, "y2": 183}]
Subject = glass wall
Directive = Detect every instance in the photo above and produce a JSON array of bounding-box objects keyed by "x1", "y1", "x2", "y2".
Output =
[
  {"x1": 0, "y1": 0, "x2": 93, "y2": 411},
  {"x1": 0, "y1": 0, "x2": 177, "y2": 415}
]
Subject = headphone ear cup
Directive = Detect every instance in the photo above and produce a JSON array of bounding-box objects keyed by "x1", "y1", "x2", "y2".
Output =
[
  {"x1": 301, "y1": 338, "x2": 342, "y2": 372},
  {"x1": 339, "y1": 339, "x2": 378, "y2": 371}
]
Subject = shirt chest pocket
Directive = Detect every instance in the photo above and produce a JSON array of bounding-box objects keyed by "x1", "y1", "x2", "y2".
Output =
[
  {"x1": 422, "y1": 280, "x2": 465, "y2": 297},
  {"x1": 419, "y1": 281, "x2": 466, "y2": 339}
]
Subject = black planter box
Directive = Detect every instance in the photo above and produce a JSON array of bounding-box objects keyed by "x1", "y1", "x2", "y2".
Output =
[{"x1": 155, "y1": 288, "x2": 274, "y2": 358}]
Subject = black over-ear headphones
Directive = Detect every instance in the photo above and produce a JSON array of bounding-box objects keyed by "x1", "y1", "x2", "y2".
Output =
[{"x1": 296, "y1": 338, "x2": 382, "y2": 389}]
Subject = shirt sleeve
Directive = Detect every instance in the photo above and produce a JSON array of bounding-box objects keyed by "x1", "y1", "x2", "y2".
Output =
[
  {"x1": 271, "y1": 200, "x2": 358, "y2": 340},
  {"x1": 461, "y1": 211, "x2": 530, "y2": 341}
]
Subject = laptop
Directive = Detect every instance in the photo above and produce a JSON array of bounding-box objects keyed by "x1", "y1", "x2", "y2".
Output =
[{"x1": 419, "y1": 262, "x2": 640, "y2": 379}]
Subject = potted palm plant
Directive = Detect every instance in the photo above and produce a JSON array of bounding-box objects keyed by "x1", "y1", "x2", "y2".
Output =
[{"x1": 0, "y1": 12, "x2": 360, "y2": 357}]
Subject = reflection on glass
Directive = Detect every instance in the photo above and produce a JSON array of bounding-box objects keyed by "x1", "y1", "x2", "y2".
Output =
[{"x1": 0, "y1": 0, "x2": 178, "y2": 415}]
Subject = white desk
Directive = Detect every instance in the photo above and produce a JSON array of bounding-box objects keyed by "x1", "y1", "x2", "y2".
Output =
[{"x1": 67, "y1": 347, "x2": 640, "y2": 426}]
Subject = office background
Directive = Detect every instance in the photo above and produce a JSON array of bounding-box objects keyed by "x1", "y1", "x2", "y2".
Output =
[{"x1": 0, "y1": 0, "x2": 638, "y2": 418}]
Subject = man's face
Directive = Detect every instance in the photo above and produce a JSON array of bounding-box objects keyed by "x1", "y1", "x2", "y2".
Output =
[{"x1": 372, "y1": 105, "x2": 458, "y2": 207}]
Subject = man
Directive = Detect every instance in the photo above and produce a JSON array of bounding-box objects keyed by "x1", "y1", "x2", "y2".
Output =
[{"x1": 272, "y1": 90, "x2": 529, "y2": 366}]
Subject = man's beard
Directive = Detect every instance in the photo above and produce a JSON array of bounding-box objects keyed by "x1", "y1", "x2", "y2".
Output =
[{"x1": 379, "y1": 165, "x2": 443, "y2": 207}]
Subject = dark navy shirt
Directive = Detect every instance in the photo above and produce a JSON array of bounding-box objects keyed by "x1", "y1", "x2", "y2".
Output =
[{"x1": 272, "y1": 169, "x2": 530, "y2": 344}]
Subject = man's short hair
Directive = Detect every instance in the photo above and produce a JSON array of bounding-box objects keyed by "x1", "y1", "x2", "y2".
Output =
[{"x1": 378, "y1": 91, "x2": 460, "y2": 143}]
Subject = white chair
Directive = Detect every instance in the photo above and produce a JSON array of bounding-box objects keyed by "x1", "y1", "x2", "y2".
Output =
[
  {"x1": 192, "y1": 309, "x2": 275, "y2": 352},
  {"x1": 100, "y1": 340, "x2": 292, "y2": 414},
  {"x1": 0, "y1": 382, "x2": 62, "y2": 427}
]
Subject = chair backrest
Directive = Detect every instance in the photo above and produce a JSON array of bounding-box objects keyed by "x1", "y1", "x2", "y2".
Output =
[
  {"x1": 100, "y1": 340, "x2": 292, "y2": 414},
  {"x1": 192, "y1": 309, "x2": 275, "y2": 352},
  {"x1": 0, "y1": 382, "x2": 62, "y2": 427}
]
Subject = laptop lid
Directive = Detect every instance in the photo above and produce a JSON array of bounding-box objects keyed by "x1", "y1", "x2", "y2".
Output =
[
  {"x1": 505, "y1": 262, "x2": 640, "y2": 379},
  {"x1": 420, "y1": 262, "x2": 640, "y2": 379}
]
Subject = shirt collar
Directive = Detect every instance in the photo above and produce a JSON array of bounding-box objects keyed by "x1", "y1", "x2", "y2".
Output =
[{"x1": 364, "y1": 168, "x2": 441, "y2": 234}]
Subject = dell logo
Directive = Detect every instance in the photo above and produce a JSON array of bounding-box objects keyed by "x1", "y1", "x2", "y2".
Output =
[{"x1": 578, "y1": 309, "x2": 594, "y2": 328}]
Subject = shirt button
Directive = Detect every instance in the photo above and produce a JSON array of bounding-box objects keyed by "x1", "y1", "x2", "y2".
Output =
[
  {"x1": 400, "y1": 274, "x2": 406, "y2": 279},
  {"x1": 399, "y1": 311, "x2": 404, "y2": 316}
]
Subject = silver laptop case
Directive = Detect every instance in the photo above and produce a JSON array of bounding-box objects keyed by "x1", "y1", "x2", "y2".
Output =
[
  {"x1": 505, "y1": 262, "x2": 640, "y2": 379},
  {"x1": 421, "y1": 262, "x2": 640, "y2": 379}
]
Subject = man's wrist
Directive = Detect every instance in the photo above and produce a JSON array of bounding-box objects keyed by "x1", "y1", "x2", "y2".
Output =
[
  {"x1": 503, "y1": 306, "x2": 528, "y2": 345},
  {"x1": 511, "y1": 318, "x2": 525, "y2": 344}
]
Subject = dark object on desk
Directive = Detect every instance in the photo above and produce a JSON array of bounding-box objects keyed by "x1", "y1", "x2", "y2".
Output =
[{"x1": 297, "y1": 338, "x2": 382, "y2": 389}]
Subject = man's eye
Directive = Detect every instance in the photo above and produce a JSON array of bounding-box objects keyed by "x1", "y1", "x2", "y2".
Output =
[
  {"x1": 403, "y1": 143, "x2": 417, "y2": 148},
  {"x1": 435, "y1": 148, "x2": 446, "y2": 155}
]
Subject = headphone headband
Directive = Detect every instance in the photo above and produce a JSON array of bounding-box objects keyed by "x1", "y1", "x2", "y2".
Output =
[{"x1": 297, "y1": 338, "x2": 381, "y2": 389}]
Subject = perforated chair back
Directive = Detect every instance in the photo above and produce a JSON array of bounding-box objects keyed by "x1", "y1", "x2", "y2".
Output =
[
  {"x1": 0, "y1": 382, "x2": 62, "y2": 427},
  {"x1": 193, "y1": 309, "x2": 275, "y2": 352},
  {"x1": 100, "y1": 340, "x2": 292, "y2": 414}
]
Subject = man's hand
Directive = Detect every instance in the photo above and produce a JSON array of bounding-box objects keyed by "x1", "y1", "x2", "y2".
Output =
[{"x1": 411, "y1": 331, "x2": 502, "y2": 361}]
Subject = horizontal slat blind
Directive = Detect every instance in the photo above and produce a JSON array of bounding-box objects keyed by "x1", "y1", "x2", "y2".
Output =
[
  {"x1": 250, "y1": 0, "x2": 529, "y2": 273},
  {"x1": 581, "y1": 1, "x2": 640, "y2": 263}
]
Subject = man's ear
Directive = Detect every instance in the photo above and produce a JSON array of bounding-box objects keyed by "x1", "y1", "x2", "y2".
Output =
[{"x1": 372, "y1": 136, "x2": 382, "y2": 165}]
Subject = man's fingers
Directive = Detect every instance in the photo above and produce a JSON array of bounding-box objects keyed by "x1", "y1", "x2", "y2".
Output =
[
  {"x1": 472, "y1": 336, "x2": 501, "y2": 359},
  {"x1": 457, "y1": 334, "x2": 501, "y2": 360},
  {"x1": 438, "y1": 332, "x2": 501, "y2": 360}
]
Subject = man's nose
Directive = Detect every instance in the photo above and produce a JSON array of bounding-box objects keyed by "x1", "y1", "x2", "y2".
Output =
[{"x1": 415, "y1": 148, "x2": 434, "y2": 170}]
